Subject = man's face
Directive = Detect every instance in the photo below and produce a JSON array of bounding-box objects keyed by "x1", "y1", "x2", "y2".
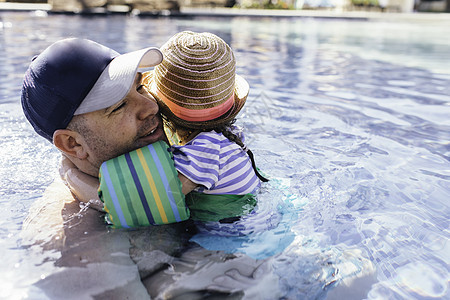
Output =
[{"x1": 75, "y1": 73, "x2": 166, "y2": 171}]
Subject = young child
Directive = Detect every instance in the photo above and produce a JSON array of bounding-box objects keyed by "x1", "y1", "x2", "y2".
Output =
[{"x1": 143, "y1": 31, "x2": 268, "y2": 197}]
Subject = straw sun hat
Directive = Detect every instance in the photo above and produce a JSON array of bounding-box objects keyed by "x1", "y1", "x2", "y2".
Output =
[{"x1": 143, "y1": 31, "x2": 249, "y2": 130}]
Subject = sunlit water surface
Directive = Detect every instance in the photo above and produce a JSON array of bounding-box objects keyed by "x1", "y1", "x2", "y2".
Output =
[{"x1": 0, "y1": 11, "x2": 449, "y2": 299}]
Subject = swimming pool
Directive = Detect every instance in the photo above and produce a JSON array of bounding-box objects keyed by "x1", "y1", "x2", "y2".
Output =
[{"x1": 1, "y1": 11, "x2": 449, "y2": 299}]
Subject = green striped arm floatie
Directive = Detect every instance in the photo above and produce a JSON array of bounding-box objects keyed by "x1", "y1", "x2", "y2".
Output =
[{"x1": 98, "y1": 141, "x2": 189, "y2": 228}]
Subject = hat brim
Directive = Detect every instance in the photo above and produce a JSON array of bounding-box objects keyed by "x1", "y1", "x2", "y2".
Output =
[
  {"x1": 74, "y1": 47, "x2": 163, "y2": 115},
  {"x1": 143, "y1": 71, "x2": 249, "y2": 130}
]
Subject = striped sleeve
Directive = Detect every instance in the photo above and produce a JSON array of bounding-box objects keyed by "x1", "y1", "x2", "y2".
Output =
[
  {"x1": 170, "y1": 138, "x2": 221, "y2": 189},
  {"x1": 171, "y1": 131, "x2": 261, "y2": 195}
]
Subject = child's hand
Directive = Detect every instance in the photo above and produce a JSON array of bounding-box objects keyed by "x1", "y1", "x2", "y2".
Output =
[{"x1": 60, "y1": 155, "x2": 104, "y2": 211}]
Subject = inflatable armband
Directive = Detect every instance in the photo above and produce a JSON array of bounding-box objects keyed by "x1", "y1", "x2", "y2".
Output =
[{"x1": 98, "y1": 141, "x2": 189, "y2": 228}]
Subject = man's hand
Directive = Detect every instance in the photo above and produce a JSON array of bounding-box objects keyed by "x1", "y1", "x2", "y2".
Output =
[{"x1": 143, "y1": 247, "x2": 280, "y2": 299}]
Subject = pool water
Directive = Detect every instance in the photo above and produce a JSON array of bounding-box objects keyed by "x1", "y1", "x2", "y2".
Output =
[{"x1": 1, "y1": 11, "x2": 449, "y2": 299}]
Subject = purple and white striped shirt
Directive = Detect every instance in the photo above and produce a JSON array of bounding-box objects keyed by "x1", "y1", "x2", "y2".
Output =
[{"x1": 170, "y1": 131, "x2": 261, "y2": 195}]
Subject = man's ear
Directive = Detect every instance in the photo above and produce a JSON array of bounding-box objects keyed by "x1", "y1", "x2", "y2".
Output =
[{"x1": 53, "y1": 129, "x2": 88, "y2": 159}]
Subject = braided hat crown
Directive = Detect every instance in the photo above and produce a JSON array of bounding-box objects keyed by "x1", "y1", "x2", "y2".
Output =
[{"x1": 148, "y1": 31, "x2": 249, "y2": 129}]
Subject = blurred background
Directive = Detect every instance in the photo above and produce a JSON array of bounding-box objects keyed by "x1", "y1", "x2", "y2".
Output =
[{"x1": 0, "y1": 0, "x2": 449, "y2": 15}]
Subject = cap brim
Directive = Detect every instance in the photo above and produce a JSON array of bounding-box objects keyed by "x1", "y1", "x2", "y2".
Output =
[
  {"x1": 144, "y1": 71, "x2": 249, "y2": 130},
  {"x1": 74, "y1": 47, "x2": 163, "y2": 115}
]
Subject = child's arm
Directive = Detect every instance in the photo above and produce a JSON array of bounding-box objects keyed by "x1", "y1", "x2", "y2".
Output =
[
  {"x1": 61, "y1": 156, "x2": 198, "y2": 209},
  {"x1": 59, "y1": 155, "x2": 104, "y2": 211},
  {"x1": 178, "y1": 173, "x2": 198, "y2": 195}
]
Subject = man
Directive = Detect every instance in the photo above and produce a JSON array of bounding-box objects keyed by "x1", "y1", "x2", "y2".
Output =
[
  {"x1": 21, "y1": 37, "x2": 182, "y2": 297},
  {"x1": 22, "y1": 38, "x2": 165, "y2": 183},
  {"x1": 21, "y1": 38, "x2": 277, "y2": 299}
]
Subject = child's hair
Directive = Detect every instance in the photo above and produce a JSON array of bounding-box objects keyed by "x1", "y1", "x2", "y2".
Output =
[{"x1": 217, "y1": 122, "x2": 269, "y2": 183}]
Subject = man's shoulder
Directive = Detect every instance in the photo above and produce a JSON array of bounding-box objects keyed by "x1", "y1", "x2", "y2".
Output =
[
  {"x1": 20, "y1": 177, "x2": 71, "y2": 249},
  {"x1": 20, "y1": 177, "x2": 105, "y2": 249}
]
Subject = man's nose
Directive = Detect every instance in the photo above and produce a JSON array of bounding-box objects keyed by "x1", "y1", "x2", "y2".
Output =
[{"x1": 137, "y1": 94, "x2": 159, "y2": 120}]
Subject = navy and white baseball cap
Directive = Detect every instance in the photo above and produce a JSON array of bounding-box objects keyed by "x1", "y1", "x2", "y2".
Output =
[{"x1": 21, "y1": 38, "x2": 163, "y2": 141}]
